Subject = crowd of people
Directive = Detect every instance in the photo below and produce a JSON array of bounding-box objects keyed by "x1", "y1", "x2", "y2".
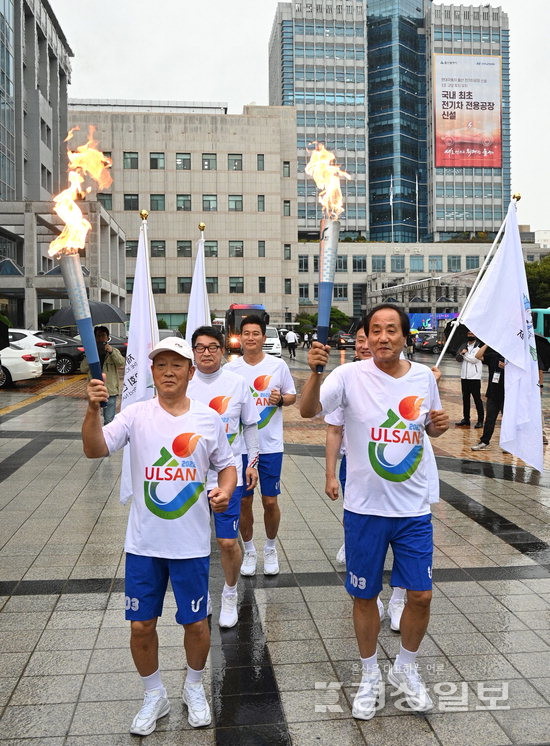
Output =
[{"x1": 81, "y1": 305, "x2": 534, "y2": 735}]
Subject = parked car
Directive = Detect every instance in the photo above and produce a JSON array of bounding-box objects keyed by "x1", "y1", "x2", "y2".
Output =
[
  {"x1": 329, "y1": 332, "x2": 356, "y2": 349},
  {"x1": 415, "y1": 333, "x2": 441, "y2": 354},
  {"x1": 8, "y1": 329, "x2": 56, "y2": 370},
  {"x1": 263, "y1": 326, "x2": 282, "y2": 357},
  {"x1": 38, "y1": 331, "x2": 85, "y2": 374},
  {"x1": 0, "y1": 345, "x2": 43, "y2": 388}
]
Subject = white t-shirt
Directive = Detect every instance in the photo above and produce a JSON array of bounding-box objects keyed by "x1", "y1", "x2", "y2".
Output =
[
  {"x1": 225, "y1": 354, "x2": 296, "y2": 453},
  {"x1": 320, "y1": 359, "x2": 442, "y2": 517},
  {"x1": 103, "y1": 398, "x2": 234, "y2": 559},
  {"x1": 188, "y1": 367, "x2": 259, "y2": 489}
]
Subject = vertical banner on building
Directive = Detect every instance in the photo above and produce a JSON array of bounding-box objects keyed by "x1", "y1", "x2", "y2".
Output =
[{"x1": 433, "y1": 54, "x2": 502, "y2": 168}]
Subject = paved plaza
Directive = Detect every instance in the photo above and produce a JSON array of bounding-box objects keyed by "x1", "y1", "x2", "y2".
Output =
[{"x1": 0, "y1": 348, "x2": 549, "y2": 745}]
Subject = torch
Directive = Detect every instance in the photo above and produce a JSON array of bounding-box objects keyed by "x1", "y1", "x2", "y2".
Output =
[
  {"x1": 305, "y1": 142, "x2": 350, "y2": 372},
  {"x1": 48, "y1": 127, "x2": 113, "y2": 388}
]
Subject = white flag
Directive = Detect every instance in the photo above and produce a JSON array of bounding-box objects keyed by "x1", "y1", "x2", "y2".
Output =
[
  {"x1": 461, "y1": 201, "x2": 543, "y2": 472},
  {"x1": 389, "y1": 174, "x2": 394, "y2": 206},
  {"x1": 185, "y1": 238, "x2": 211, "y2": 345},
  {"x1": 119, "y1": 220, "x2": 159, "y2": 503}
]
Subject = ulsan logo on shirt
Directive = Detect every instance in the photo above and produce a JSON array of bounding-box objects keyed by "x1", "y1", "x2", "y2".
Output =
[
  {"x1": 209, "y1": 396, "x2": 238, "y2": 444},
  {"x1": 368, "y1": 396, "x2": 424, "y2": 482},
  {"x1": 144, "y1": 432, "x2": 204, "y2": 519},
  {"x1": 250, "y1": 374, "x2": 277, "y2": 429}
]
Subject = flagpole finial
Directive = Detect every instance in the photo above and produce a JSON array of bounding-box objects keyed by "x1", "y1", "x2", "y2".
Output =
[
  {"x1": 139, "y1": 210, "x2": 149, "y2": 220},
  {"x1": 512, "y1": 193, "x2": 521, "y2": 202},
  {"x1": 198, "y1": 222, "x2": 206, "y2": 232}
]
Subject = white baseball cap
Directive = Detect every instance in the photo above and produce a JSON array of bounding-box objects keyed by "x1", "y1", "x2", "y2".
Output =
[{"x1": 148, "y1": 336, "x2": 193, "y2": 361}]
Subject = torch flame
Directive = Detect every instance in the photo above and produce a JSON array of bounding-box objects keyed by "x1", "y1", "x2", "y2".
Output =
[
  {"x1": 305, "y1": 142, "x2": 351, "y2": 220},
  {"x1": 48, "y1": 126, "x2": 112, "y2": 257}
]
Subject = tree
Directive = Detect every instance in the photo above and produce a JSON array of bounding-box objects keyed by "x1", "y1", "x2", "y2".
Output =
[
  {"x1": 294, "y1": 307, "x2": 351, "y2": 334},
  {"x1": 525, "y1": 255, "x2": 550, "y2": 308}
]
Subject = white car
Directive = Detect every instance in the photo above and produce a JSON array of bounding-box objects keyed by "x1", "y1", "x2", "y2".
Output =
[
  {"x1": 0, "y1": 345, "x2": 43, "y2": 388},
  {"x1": 263, "y1": 326, "x2": 282, "y2": 357},
  {"x1": 9, "y1": 329, "x2": 56, "y2": 370}
]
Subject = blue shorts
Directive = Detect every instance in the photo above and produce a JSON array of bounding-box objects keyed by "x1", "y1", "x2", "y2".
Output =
[
  {"x1": 344, "y1": 511, "x2": 433, "y2": 598},
  {"x1": 339, "y1": 454, "x2": 347, "y2": 493},
  {"x1": 242, "y1": 452, "x2": 283, "y2": 498},
  {"x1": 210, "y1": 484, "x2": 244, "y2": 539},
  {"x1": 125, "y1": 553, "x2": 210, "y2": 625}
]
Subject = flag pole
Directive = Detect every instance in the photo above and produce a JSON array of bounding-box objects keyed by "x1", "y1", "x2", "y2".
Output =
[{"x1": 434, "y1": 194, "x2": 521, "y2": 368}]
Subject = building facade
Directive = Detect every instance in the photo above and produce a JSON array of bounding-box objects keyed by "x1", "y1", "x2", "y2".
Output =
[{"x1": 69, "y1": 102, "x2": 299, "y2": 328}]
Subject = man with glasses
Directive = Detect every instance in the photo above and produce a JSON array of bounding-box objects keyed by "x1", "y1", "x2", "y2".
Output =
[
  {"x1": 188, "y1": 326, "x2": 259, "y2": 628},
  {"x1": 226, "y1": 315, "x2": 296, "y2": 576}
]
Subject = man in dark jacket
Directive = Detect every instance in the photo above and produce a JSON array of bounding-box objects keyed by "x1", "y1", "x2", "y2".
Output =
[{"x1": 471, "y1": 345, "x2": 504, "y2": 451}]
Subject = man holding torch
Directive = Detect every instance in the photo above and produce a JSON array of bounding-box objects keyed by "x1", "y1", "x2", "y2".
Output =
[
  {"x1": 301, "y1": 304, "x2": 449, "y2": 720},
  {"x1": 82, "y1": 337, "x2": 236, "y2": 735}
]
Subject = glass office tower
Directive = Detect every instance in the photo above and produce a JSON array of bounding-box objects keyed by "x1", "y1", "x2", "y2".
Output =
[{"x1": 0, "y1": 0, "x2": 15, "y2": 200}]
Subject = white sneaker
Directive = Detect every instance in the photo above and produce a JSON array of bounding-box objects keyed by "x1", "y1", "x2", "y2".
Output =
[
  {"x1": 240, "y1": 550, "x2": 257, "y2": 576},
  {"x1": 377, "y1": 597, "x2": 385, "y2": 621},
  {"x1": 388, "y1": 599, "x2": 405, "y2": 631},
  {"x1": 207, "y1": 591, "x2": 212, "y2": 616},
  {"x1": 471, "y1": 442, "x2": 489, "y2": 451},
  {"x1": 182, "y1": 681, "x2": 211, "y2": 728},
  {"x1": 387, "y1": 663, "x2": 433, "y2": 712},
  {"x1": 130, "y1": 688, "x2": 170, "y2": 736},
  {"x1": 219, "y1": 593, "x2": 238, "y2": 628},
  {"x1": 263, "y1": 546, "x2": 279, "y2": 575},
  {"x1": 352, "y1": 665, "x2": 382, "y2": 720},
  {"x1": 336, "y1": 543, "x2": 346, "y2": 564}
]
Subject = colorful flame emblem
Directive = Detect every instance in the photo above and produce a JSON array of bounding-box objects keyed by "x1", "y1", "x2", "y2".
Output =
[
  {"x1": 172, "y1": 432, "x2": 202, "y2": 458},
  {"x1": 254, "y1": 374, "x2": 272, "y2": 392},
  {"x1": 398, "y1": 396, "x2": 424, "y2": 421},
  {"x1": 143, "y1": 444, "x2": 203, "y2": 520},
  {"x1": 209, "y1": 395, "x2": 231, "y2": 414},
  {"x1": 258, "y1": 406, "x2": 278, "y2": 430},
  {"x1": 368, "y1": 408, "x2": 423, "y2": 483}
]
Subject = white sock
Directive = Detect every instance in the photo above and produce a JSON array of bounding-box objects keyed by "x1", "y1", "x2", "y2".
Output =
[
  {"x1": 265, "y1": 538, "x2": 276, "y2": 550},
  {"x1": 360, "y1": 652, "x2": 378, "y2": 675},
  {"x1": 141, "y1": 669, "x2": 163, "y2": 693},
  {"x1": 223, "y1": 582, "x2": 238, "y2": 597},
  {"x1": 390, "y1": 587, "x2": 407, "y2": 603},
  {"x1": 185, "y1": 665, "x2": 204, "y2": 685},
  {"x1": 243, "y1": 540, "x2": 256, "y2": 553},
  {"x1": 395, "y1": 645, "x2": 417, "y2": 670}
]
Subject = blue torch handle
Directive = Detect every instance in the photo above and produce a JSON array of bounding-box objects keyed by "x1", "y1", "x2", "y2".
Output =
[
  {"x1": 316, "y1": 281, "x2": 333, "y2": 373},
  {"x1": 76, "y1": 316, "x2": 105, "y2": 408}
]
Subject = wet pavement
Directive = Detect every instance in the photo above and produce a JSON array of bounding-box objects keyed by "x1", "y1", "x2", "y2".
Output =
[{"x1": 0, "y1": 349, "x2": 549, "y2": 744}]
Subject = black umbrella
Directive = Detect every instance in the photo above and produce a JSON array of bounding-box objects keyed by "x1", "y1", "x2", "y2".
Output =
[{"x1": 49, "y1": 301, "x2": 127, "y2": 328}]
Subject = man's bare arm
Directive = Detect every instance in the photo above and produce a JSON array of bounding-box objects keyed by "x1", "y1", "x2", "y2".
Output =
[
  {"x1": 82, "y1": 378, "x2": 109, "y2": 458},
  {"x1": 325, "y1": 424, "x2": 343, "y2": 501}
]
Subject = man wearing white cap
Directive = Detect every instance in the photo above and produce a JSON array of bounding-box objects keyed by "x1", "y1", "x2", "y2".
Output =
[{"x1": 82, "y1": 337, "x2": 236, "y2": 736}]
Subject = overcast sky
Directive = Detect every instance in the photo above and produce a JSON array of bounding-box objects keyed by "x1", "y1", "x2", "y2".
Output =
[{"x1": 51, "y1": 0, "x2": 549, "y2": 231}]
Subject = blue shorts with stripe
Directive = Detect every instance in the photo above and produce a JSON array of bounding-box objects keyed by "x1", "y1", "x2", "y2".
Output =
[{"x1": 242, "y1": 452, "x2": 283, "y2": 498}]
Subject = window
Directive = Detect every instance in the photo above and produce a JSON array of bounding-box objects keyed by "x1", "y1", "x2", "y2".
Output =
[
  {"x1": 283, "y1": 161, "x2": 291, "y2": 177},
  {"x1": 258, "y1": 240, "x2": 265, "y2": 257},
  {"x1": 176, "y1": 194, "x2": 191, "y2": 211},
  {"x1": 124, "y1": 194, "x2": 139, "y2": 211},
  {"x1": 126, "y1": 240, "x2": 138, "y2": 257},
  {"x1": 448, "y1": 255, "x2": 461, "y2": 273},
  {"x1": 123, "y1": 151, "x2": 138, "y2": 169},
  {"x1": 97, "y1": 193, "x2": 112, "y2": 210},
  {"x1": 228, "y1": 154, "x2": 242, "y2": 171},
  {"x1": 229, "y1": 195, "x2": 243, "y2": 211},
  {"x1": 199, "y1": 276, "x2": 216, "y2": 294},
  {"x1": 336, "y1": 255, "x2": 348, "y2": 272},
  {"x1": 410, "y1": 255, "x2": 424, "y2": 272},
  {"x1": 204, "y1": 241, "x2": 218, "y2": 257},
  {"x1": 258, "y1": 276, "x2": 266, "y2": 294},
  {"x1": 283, "y1": 200, "x2": 291, "y2": 216},
  {"x1": 298, "y1": 255, "x2": 309, "y2": 272},
  {"x1": 257, "y1": 195, "x2": 265, "y2": 212},
  {"x1": 391, "y1": 255, "x2": 405, "y2": 273},
  {"x1": 150, "y1": 152, "x2": 165, "y2": 169},
  {"x1": 353, "y1": 255, "x2": 366, "y2": 272},
  {"x1": 429, "y1": 255, "x2": 443, "y2": 272},
  {"x1": 372, "y1": 255, "x2": 386, "y2": 272},
  {"x1": 229, "y1": 240, "x2": 244, "y2": 257},
  {"x1": 257, "y1": 154, "x2": 264, "y2": 171},
  {"x1": 178, "y1": 276, "x2": 192, "y2": 293},
  {"x1": 466, "y1": 255, "x2": 479, "y2": 270},
  {"x1": 150, "y1": 194, "x2": 165, "y2": 211},
  {"x1": 126, "y1": 277, "x2": 134, "y2": 293},
  {"x1": 176, "y1": 152, "x2": 191, "y2": 170},
  {"x1": 313, "y1": 283, "x2": 319, "y2": 301},
  {"x1": 203, "y1": 194, "x2": 217, "y2": 211},
  {"x1": 229, "y1": 276, "x2": 244, "y2": 293},
  {"x1": 284, "y1": 278, "x2": 292, "y2": 294},
  {"x1": 202, "y1": 153, "x2": 217, "y2": 170},
  {"x1": 151, "y1": 277, "x2": 166, "y2": 294},
  {"x1": 333, "y1": 283, "x2": 348, "y2": 300},
  {"x1": 284, "y1": 244, "x2": 291, "y2": 260},
  {"x1": 151, "y1": 240, "x2": 166, "y2": 257},
  {"x1": 177, "y1": 240, "x2": 192, "y2": 257},
  {"x1": 314, "y1": 255, "x2": 319, "y2": 272},
  {"x1": 299, "y1": 283, "x2": 309, "y2": 300}
]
